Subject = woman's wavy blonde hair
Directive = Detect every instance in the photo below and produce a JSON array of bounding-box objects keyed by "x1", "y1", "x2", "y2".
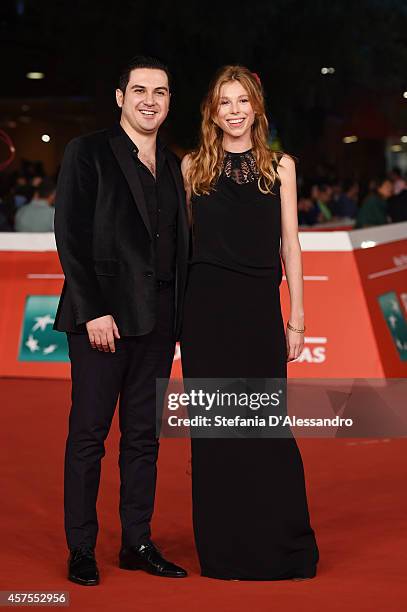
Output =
[{"x1": 186, "y1": 65, "x2": 285, "y2": 196}]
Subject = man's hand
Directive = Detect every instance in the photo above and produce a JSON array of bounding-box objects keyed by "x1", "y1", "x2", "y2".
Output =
[{"x1": 86, "y1": 315, "x2": 120, "y2": 353}]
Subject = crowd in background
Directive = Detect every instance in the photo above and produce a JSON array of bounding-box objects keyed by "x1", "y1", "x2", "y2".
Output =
[
  {"x1": 0, "y1": 159, "x2": 406, "y2": 233},
  {"x1": 298, "y1": 167, "x2": 407, "y2": 228},
  {"x1": 0, "y1": 160, "x2": 56, "y2": 232}
]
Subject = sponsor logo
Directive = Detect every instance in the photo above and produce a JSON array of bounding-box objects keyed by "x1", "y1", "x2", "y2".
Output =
[
  {"x1": 377, "y1": 291, "x2": 407, "y2": 361},
  {"x1": 19, "y1": 296, "x2": 69, "y2": 362},
  {"x1": 393, "y1": 254, "x2": 407, "y2": 266},
  {"x1": 297, "y1": 337, "x2": 327, "y2": 364}
]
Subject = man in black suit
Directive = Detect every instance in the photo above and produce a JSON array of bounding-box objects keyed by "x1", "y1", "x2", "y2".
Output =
[{"x1": 54, "y1": 56, "x2": 189, "y2": 585}]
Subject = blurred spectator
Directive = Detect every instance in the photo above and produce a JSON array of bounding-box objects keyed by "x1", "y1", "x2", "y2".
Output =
[
  {"x1": 31, "y1": 175, "x2": 44, "y2": 188},
  {"x1": 0, "y1": 195, "x2": 14, "y2": 230},
  {"x1": 0, "y1": 207, "x2": 12, "y2": 231},
  {"x1": 298, "y1": 183, "x2": 335, "y2": 226},
  {"x1": 333, "y1": 179, "x2": 359, "y2": 218},
  {"x1": 355, "y1": 177, "x2": 393, "y2": 228},
  {"x1": 330, "y1": 179, "x2": 342, "y2": 208},
  {"x1": 12, "y1": 174, "x2": 36, "y2": 209},
  {"x1": 312, "y1": 183, "x2": 334, "y2": 222},
  {"x1": 15, "y1": 178, "x2": 56, "y2": 232},
  {"x1": 387, "y1": 187, "x2": 407, "y2": 223},
  {"x1": 389, "y1": 167, "x2": 406, "y2": 196},
  {"x1": 21, "y1": 159, "x2": 45, "y2": 184},
  {"x1": 0, "y1": 181, "x2": 36, "y2": 230},
  {"x1": 298, "y1": 192, "x2": 319, "y2": 226}
]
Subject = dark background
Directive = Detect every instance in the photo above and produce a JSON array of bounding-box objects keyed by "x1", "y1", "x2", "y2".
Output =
[{"x1": 1, "y1": 0, "x2": 407, "y2": 180}]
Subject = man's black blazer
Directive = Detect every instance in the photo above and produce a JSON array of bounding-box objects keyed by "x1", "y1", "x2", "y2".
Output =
[{"x1": 53, "y1": 124, "x2": 189, "y2": 339}]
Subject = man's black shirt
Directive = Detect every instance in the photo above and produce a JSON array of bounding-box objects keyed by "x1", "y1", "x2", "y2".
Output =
[{"x1": 120, "y1": 125, "x2": 178, "y2": 282}]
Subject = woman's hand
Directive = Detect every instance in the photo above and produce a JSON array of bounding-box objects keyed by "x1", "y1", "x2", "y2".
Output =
[{"x1": 286, "y1": 326, "x2": 304, "y2": 362}]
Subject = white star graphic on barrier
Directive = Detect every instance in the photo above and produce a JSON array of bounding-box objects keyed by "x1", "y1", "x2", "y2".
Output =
[
  {"x1": 388, "y1": 314, "x2": 397, "y2": 329},
  {"x1": 32, "y1": 313, "x2": 55, "y2": 332},
  {"x1": 25, "y1": 335, "x2": 40, "y2": 352},
  {"x1": 43, "y1": 344, "x2": 58, "y2": 355},
  {"x1": 390, "y1": 299, "x2": 400, "y2": 313}
]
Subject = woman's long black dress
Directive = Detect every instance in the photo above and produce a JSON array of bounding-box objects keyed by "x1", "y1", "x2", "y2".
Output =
[{"x1": 180, "y1": 150, "x2": 319, "y2": 580}]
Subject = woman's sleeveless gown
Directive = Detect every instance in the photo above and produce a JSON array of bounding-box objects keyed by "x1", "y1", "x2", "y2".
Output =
[{"x1": 180, "y1": 151, "x2": 319, "y2": 580}]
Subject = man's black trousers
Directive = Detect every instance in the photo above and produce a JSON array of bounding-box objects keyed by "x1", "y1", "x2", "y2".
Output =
[{"x1": 64, "y1": 284, "x2": 175, "y2": 550}]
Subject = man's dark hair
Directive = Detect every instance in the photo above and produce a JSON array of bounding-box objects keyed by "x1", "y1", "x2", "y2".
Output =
[
  {"x1": 118, "y1": 55, "x2": 172, "y2": 94},
  {"x1": 37, "y1": 178, "x2": 56, "y2": 199}
]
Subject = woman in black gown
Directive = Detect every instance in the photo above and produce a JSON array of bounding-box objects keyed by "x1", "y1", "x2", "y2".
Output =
[{"x1": 180, "y1": 66, "x2": 319, "y2": 581}]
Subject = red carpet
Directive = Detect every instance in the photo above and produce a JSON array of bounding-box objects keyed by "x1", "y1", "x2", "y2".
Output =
[{"x1": 0, "y1": 378, "x2": 406, "y2": 611}]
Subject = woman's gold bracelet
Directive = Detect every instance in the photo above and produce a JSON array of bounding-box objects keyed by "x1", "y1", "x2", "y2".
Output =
[{"x1": 287, "y1": 321, "x2": 305, "y2": 334}]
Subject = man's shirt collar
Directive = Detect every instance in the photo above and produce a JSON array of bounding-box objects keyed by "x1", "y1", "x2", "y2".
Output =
[{"x1": 118, "y1": 123, "x2": 166, "y2": 156}]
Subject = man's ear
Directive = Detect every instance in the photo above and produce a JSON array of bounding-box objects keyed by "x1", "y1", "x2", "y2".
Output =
[{"x1": 116, "y1": 88, "x2": 124, "y2": 108}]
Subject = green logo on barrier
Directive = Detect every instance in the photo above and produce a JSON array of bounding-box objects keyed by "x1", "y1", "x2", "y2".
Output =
[
  {"x1": 19, "y1": 295, "x2": 69, "y2": 362},
  {"x1": 377, "y1": 291, "x2": 407, "y2": 361}
]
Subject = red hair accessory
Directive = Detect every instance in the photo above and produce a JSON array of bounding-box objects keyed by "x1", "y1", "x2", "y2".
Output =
[{"x1": 251, "y1": 72, "x2": 261, "y2": 85}]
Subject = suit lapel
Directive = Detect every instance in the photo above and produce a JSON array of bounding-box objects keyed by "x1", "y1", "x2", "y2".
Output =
[
  {"x1": 109, "y1": 130, "x2": 152, "y2": 239},
  {"x1": 167, "y1": 152, "x2": 189, "y2": 334},
  {"x1": 167, "y1": 153, "x2": 189, "y2": 246}
]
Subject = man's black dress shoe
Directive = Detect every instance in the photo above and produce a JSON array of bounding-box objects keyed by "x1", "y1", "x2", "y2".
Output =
[
  {"x1": 119, "y1": 542, "x2": 187, "y2": 578},
  {"x1": 68, "y1": 546, "x2": 99, "y2": 586}
]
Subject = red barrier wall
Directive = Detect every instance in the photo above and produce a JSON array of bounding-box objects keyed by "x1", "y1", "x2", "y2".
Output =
[{"x1": 1, "y1": 224, "x2": 406, "y2": 379}]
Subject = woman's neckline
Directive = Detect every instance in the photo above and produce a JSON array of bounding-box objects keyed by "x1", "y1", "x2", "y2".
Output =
[{"x1": 224, "y1": 148, "x2": 253, "y2": 155}]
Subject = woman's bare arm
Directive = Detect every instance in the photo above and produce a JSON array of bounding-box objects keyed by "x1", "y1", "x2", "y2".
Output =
[{"x1": 278, "y1": 154, "x2": 304, "y2": 361}]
